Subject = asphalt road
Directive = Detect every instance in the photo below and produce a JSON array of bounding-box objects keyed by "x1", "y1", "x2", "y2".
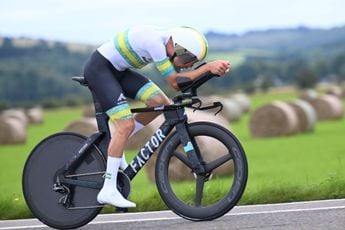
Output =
[{"x1": 1, "y1": 199, "x2": 345, "y2": 230}]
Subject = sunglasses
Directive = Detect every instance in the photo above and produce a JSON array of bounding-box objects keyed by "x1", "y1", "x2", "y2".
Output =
[{"x1": 171, "y1": 43, "x2": 198, "y2": 65}]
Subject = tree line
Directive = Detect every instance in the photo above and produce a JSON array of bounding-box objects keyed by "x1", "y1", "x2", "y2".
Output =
[{"x1": 0, "y1": 33, "x2": 344, "y2": 109}]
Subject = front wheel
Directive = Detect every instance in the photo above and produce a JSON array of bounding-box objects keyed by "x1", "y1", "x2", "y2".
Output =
[{"x1": 155, "y1": 122, "x2": 248, "y2": 221}]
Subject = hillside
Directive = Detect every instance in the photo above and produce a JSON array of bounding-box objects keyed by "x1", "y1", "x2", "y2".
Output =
[
  {"x1": 207, "y1": 26, "x2": 345, "y2": 54},
  {"x1": 0, "y1": 25, "x2": 345, "y2": 107}
]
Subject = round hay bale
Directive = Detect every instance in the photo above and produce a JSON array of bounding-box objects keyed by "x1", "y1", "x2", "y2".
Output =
[
  {"x1": 222, "y1": 99, "x2": 243, "y2": 122},
  {"x1": 64, "y1": 118, "x2": 98, "y2": 136},
  {"x1": 1, "y1": 109, "x2": 28, "y2": 126},
  {"x1": 299, "y1": 89, "x2": 318, "y2": 102},
  {"x1": 144, "y1": 110, "x2": 232, "y2": 182},
  {"x1": 288, "y1": 100, "x2": 317, "y2": 132},
  {"x1": 199, "y1": 95, "x2": 228, "y2": 119},
  {"x1": 83, "y1": 104, "x2": 95, "y2": 118},
  {"x1": 0, "y1": 117, "x2": 27, "y2": 145},
  {"x1": 308, "y1": 95, "x2": 344, "y2": 120},
  {"x1": 126, "y1": 105, "x2": 231, "y2": 150},
  {"x1": 186, "y1": 108, "x2": 229, "y2": 128},
  {"x1": 200, "y1": 95, "x2": 242, "y2": 122},
  {"x1": 249, "y1": 101, "x2": 299, "y2": 138},
  {"x1": 125, "y1": 122, "x2": 156, "y2": 150},
  {"x1": 26, "y1": 107, "x2": 44, "y2": 124},
  {"x1": 339, "y1": 83, "x2": 345, "y2": 99},
  {"x1": 231, "y1": 93, "x2": 251, "y2": 113},
  {"x1": 325, "y1": 85, "x2": 343, "y2": 98}
]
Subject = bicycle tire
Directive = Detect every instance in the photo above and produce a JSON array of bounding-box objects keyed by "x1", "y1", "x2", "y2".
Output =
[
  {"x1": 22, "y1": 132, "x2": 106, "y2": 229},
  {"x1": 155, "y1": 122, "x2": 248, "y2": 221}
]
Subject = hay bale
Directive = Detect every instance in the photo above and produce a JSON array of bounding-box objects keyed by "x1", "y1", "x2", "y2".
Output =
[
  {"x1": 186, "y1": 109, "x2": 229, "y2": 127},
  {"x1": 199, "y1": 95, "x2": 242, "y2": 122},
  {"x1": 299, "y1": 89, "x2": 318, "y2": 102},
  {"x1": 199, "y1": 95, "x2": 228, "y2": 119},
  {"x1": 144, "y1": 110, "x2": 233, "y2": 182},
  {"x1": 26, "y1": 107, "x2": 44, "y2": 124},
  {"x1": 1, "y1": 109, "x2": 28, "y2": 126},
  {"x1": 231, "y1": 93, "x2": 251, "y2": 113},
  {"x1": 126, "y1": 108, "x2": 230, "y2": 150},
  {"x1": 124, "y1": 123, "x2": 155, "y2": 150},
  {"x1": 223, "y1": 99, "x2": 243, "y2": 122},
  {"x1": 64, "y1": 118, "x2": 98, "y2": 136},
  {"x1": 325, "y1": 85, "x2": 343, "y2": 98},
  {"x1": 249, "y1": 101, "x2": 299, "y2": 138},
  {"x1": 0, "y1": 117, "x2": 27, "y2": 145},
  {"x1": 340, "y1": 84, "x2": 345, "y2": 99},
  {"x1": 288, "y1": 100, "x2": 317, "y2": 132},
  {"x1": 308, "y1": 95, "x2": 344, "y2": 120},
  {"x1": 83, "y1": 104, "x2": 95, "y2": 118}
]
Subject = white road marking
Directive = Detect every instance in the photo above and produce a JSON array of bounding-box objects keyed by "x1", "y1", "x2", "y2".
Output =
[{"x1": 0, "y1": 199, "x2": 345, "y2": 229}]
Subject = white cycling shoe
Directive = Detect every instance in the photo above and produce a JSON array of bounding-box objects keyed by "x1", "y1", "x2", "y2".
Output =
[{"x1": 97, "y1": 189, "x2": 136, "y2": 208}]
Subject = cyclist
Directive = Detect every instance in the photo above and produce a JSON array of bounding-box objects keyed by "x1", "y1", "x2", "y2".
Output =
[{"x1": 84, "y1": 25, "x2": 230, "y2": 208}]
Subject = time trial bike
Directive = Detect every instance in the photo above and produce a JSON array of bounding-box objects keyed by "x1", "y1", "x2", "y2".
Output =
[{"x1": 22, "y1": 70, "x2": 248, "y2": 229}]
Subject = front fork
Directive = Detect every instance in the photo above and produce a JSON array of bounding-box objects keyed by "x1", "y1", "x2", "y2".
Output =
[{"x1": 176, "y1": 121, "x2": 206, "y2": 175}]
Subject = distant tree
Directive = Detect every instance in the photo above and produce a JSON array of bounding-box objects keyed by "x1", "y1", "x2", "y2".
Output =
[
  {"x1": 260, "y1": 75, "x2": 274, "y2": 92},
  {"x1": 294, "y1": 69, "x2": 319, "y2": 89},
  {"x1": 243, "y1": 81, "x2": 256, "y2": 95},
  {"x1": 332, "y1": 55, "x2": 345, "y2": 82},
  {"x1": 0, "y1": 37, "x2": 14, "y2": 57},
  {"x1": 0, "y1": 101, "x2": 9, "y2": 111}
]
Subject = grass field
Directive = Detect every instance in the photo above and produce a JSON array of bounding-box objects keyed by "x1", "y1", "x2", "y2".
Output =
[{"x1": 0, "y1": 89, "x2": 345, "y2": 220}]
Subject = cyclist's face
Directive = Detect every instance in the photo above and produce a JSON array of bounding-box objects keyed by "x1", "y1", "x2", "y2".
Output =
[{"x1": 172, "y1": 56, "x2": 196, "y2": 69}]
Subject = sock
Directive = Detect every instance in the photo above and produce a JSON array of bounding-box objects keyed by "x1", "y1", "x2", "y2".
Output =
[
  {"x1": 120, "y1": 154, "x2": 128, "y2": 170},
  {"x1": 102, "y1": 156, "x2": 121, "y2": 191},
  {"x1": 120, "y1": 120, "x2": 144, "y2": 170},
  {"x1": 98, "y1": 156, "x2": 136, "y2": 208}
]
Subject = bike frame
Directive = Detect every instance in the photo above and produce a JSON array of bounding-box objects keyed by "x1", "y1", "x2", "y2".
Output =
[{"x1": 56, "y1": 90, "x2": 206, "y2": 190}]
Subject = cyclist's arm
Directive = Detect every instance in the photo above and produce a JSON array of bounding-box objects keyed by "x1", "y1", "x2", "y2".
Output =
[{"x1": 166, "y1": 60, "x2": 230, "y2": 90}]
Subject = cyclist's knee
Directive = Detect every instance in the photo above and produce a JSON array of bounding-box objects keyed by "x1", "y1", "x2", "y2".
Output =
[
  {"x1": 112, "y1": 118, "x2": 135, "y2": 137},
  {"x1": 146, "y1": 93, "x2": 170, "y2": 107}
]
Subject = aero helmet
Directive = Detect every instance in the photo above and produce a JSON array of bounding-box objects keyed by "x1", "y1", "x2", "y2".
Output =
[{"x1": 170, "y1": 26, "x2": 208, "y2": 64}]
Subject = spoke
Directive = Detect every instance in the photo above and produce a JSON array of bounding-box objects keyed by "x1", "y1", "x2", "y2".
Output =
[
  {"x1": 205, "y1": 153, "x2": 232, "y2": 172},
  {"x1": 195, "y1": 175, "x2": 205, "y2": 207},
  {"x1": 172, "y1": 151, "x2": 193, "y2": 169}
]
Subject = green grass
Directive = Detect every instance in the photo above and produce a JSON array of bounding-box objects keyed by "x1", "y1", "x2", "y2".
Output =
[
  {"x1": 0, "y1": 107, "x2": 82, "y2": 219},
  {"x1": 1, "y1": 92, "x2": 345, "y2": 220},
  {"x1": 206, "y1": 51, "x2": 246, "y2": 67},
  {"x1": 206, "y1": 49, "x2": 276, "y2": 68}
]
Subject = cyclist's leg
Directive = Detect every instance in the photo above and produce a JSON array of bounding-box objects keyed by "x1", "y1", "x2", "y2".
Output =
[
  {"x1": 121, "y1": 69, "x2": 170, "y2": 125},
  {"x1": 84, "y1": 51, "x2": 136, "y2": 208}
]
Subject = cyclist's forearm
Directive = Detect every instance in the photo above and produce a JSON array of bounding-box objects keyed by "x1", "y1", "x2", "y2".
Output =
[{"x1": 166, "y1": 64, "x2": 209, "y2": 90}]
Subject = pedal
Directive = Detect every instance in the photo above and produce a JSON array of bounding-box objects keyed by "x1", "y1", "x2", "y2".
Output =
[{"x1": 116, "y1": 207, "x2": 128, "y2": 213}]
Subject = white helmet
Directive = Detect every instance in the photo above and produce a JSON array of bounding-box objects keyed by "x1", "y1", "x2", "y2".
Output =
[{"x1": 170, "y1": 26, "x2": 208, "y2": 63}]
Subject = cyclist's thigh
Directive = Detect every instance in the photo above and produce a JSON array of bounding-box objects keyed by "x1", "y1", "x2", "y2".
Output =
[
  {"x1": 84, "y1": 52, "x2": 133, "y2": 120},
  {"x1": 120, "y1": 69, "x2": 166, "y2": 104}
]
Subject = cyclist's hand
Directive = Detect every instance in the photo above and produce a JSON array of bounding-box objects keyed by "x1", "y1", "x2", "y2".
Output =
[{"x1": 206, "y1": 60, "x2": 230, "y2": 77}]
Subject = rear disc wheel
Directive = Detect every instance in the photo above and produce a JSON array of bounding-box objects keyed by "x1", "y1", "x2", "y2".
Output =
[{"x1": 22, "y1": 133, "x2": 106, "y2": 229}]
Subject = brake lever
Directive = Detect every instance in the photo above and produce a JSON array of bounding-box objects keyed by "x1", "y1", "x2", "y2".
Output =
[
  {"x1": 213, "y1": 102, "x2": 223, "y2": 116},
  {"x1": 189, "y1": 101, "x2": 223, "y2": 116},
  {"x1": 192, "y1": 99, "x2": 202, "y2": 112}
]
